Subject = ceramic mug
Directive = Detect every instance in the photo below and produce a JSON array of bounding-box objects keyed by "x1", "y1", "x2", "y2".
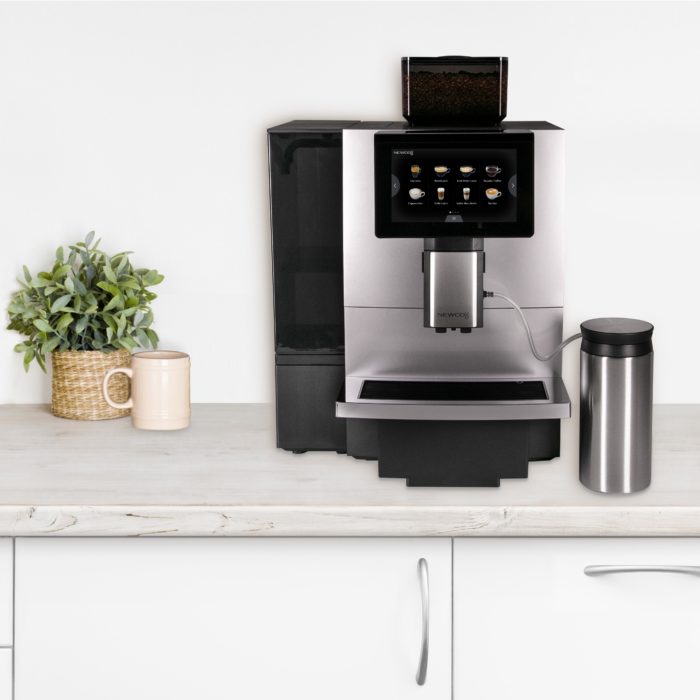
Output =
[
  {"x1": 102, "y1": 351, "x2": 191, "y2": 430},
  {"x1": 409, "y1": 188, "x2": 426, "y2": 200}
]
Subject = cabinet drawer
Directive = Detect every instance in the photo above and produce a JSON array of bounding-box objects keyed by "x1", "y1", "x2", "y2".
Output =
[
  {"x1": 455, "y1": 538, "x2": 700, "y2": 700},
  {"x1": 0, "y1": 541, "x2": 11, "y2": 647}
]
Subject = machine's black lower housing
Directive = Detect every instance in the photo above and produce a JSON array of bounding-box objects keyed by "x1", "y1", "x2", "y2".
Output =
[
  {"x1": 275, "y1": 362, "x2": 347, "y2": 453},
  {"x1": 348, "y1": 418, "x2": 560, "y2": 486}
]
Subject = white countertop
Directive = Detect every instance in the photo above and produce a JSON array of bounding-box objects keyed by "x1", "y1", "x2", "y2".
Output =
[{"x1": 0, "y1": 404, "x2": 698, "y2": 536}]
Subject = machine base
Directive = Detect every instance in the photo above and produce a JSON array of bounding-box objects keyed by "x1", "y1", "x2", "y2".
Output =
[{"x1": 348, "y1": 418, "x2": 560, "y2": 487}]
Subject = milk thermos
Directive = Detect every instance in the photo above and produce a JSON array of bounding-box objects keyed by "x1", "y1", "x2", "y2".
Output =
[{"x1": 579, "y1": 318, "x2": 654, "y2": 493}]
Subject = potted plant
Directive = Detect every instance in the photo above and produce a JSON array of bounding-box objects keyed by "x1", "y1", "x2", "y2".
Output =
[{"x1": 6, "y1": 232, "x2": 164, "y2": 420}]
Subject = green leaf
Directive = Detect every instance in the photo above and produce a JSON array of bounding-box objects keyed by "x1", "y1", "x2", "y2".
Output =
[
  {"x1": 56, "y1": 312, "x2": 73, "y2": 331},
  {"x1": 135, "y1": 328, "x2": 149, "y2": 347},
  {"x1": 42, "y1": 336, "x2": 61, "y2": 354},
  {"x1": 145, "y1": 328, "x2": 159, "y2": 348},
  {"x1": 33, "y1": 319, "x2": 52, "y2": 333},
  {"x1": 13, "y1": 342, "x2": 28, "y2": 353},
  {"x1": 50, "y1": 294, "x2": 72, "y2": 313},
  {"x1": 104, "y1": 266, "x2": 117, "y2": 284},
  {"x1": 85, "y1": 231, "x2": 95, "y2": 247},
  {"x1": 64, "y1": 277, "x2": 74, "y2": 294},
  {"x1": 36, "y1": 353, "x2": 47, "y2": 372},
  {"x1": 116, "y1": 313, "x2": 127, "y2": 338},
  {"x1": 75, "y1": 316, "x2": 90, "y2": 333},
  {"x1": 56, "y1": 246, "x2": 64, "y2": 263},
  {"x1": 73, "y1": 277, "x2": 87, "y2": 295},
  {"x1": 103, "y1": 295, "x2": 122, "y2": 313},
  {"x1": 75, "y1": 316, "x2": 89, "y2": 334},
  {"x1": 143, "y1": 270, "x2": 165, "y2": 286},
  {"x1": 51, "y1": 264, "x2": 71, "y2": 281},
  {"x1": 22, "y1": 265, "x2": 32, "y2": 284},
  {"x1": 23, "y1": 348, "x2": 34, "y2": 372},
  {"x1": 120, "y1": 279, "x2": 141, "y2": 290}
]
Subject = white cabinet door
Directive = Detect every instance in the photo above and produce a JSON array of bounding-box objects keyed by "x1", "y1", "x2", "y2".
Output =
[
  {"x1": 0, "y1": 650, "x2": 11, "y2": 700},
  {"x1": 16, "y1": 538, "x2": 451, "y2": 700},
  {"x1": 455, "y1": 538, "x2": 700, "y2": 699},
  {"x1": 0, "y1": 539, "x2": 13, "y2": 647}
]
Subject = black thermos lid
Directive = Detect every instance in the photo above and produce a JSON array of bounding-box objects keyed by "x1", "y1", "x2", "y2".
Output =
[{"x1": 580, "y1": 318, "x2": 654, "y2": 358}]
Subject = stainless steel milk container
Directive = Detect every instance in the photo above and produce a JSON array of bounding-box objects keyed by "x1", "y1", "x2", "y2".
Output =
[{"x1": 579, "y1": 318, "x2": 654, "y2": 494}]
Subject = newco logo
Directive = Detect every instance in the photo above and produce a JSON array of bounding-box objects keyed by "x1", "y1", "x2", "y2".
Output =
[{"x1": 438, "y1": 312, "x2": 470, "y2": 319}]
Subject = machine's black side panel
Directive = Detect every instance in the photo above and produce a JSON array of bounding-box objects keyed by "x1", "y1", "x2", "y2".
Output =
[
  {"x1": 269, "y1": 128, "x2": 345, "y2": 355},
  {"x1": 275, "y1": 365, "x2": 346, "y2": 452},
  {"x1": 269, "y1": 123, "x2": 348, "y2": 453}
]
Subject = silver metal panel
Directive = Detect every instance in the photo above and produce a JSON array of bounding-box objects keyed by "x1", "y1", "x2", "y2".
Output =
[
  {"x1": 344, "y1": 306, "x2": 564, "y2": 379},
  {"x1": 342, "y1": 128, "x2": 565, "y2": 311},
  {"x1": 579, "y1": 352, "x2": 653, "y2": 494},
  {"x1": 336, "y1": 376, "x2": 571, "y2": 421},
  {"x1": 342, "y1": 129, "x2": 423, "y2": 310},
  {"x1": 424, "y1": 251, "x2": 483, "y2": 328},
  {"x1": 483, "y1": 129, "x2": 565, "y2": 310}
]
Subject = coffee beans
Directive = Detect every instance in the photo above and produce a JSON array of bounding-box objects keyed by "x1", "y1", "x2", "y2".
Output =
[{"x1": 402, "y1": 60, "x2": 508, "y2": 127}]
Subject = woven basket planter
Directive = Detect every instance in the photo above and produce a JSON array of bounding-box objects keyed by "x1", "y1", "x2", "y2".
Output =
[{"x1": 51, "y1": 349, "x2": 131, "y2": 420}]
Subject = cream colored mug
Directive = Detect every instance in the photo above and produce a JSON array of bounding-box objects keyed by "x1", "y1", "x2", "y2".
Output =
[{"x1": 102, "y1": 351, "x2": 191, "y2": 430}]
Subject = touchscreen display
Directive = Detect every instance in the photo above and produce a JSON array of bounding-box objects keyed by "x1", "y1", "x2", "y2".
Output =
[{"x1": 390, "y1": 148, "x2": 518, "y2": 224}]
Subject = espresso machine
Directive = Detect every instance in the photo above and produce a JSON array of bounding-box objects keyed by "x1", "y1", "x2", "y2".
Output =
[{"x1": 268, "y1": 58, "x2": 572, "y2": 486}]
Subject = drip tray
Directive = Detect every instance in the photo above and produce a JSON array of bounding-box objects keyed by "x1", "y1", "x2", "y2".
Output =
[
  {"x1": 360, "y1": 380, "x2": 547, "y2": 402},
  {"x1": 337, "y1": 376, "x2": 571, "y2": 421}
]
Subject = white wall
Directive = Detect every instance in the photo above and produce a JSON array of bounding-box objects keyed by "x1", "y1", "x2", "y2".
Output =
[{"x1": 0, "y1": 0, "x2": 698, "y2": 404}]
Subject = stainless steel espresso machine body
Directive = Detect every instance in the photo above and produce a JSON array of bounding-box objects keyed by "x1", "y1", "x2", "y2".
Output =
[{"x1": 268, "y1": 119, "x2": 571, "y2": 486}]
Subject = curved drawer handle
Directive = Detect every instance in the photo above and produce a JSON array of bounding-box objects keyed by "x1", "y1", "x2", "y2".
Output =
[
  {"x1": 585, "y1": 565, "x2": 700, "y2": 577},
  {"x1": 416, "y1": 558, "x2": 429, "y2": 686}
]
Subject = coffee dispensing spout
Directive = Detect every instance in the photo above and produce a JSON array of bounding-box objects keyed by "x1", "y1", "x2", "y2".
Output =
[{"x1": 423, "y1": 237, "x2": 484, "y2": 333}]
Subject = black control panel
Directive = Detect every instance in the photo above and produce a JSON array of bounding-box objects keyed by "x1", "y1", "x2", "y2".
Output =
[{"x1": 374, "y1": 131, "x2": 534, "y2": 238}]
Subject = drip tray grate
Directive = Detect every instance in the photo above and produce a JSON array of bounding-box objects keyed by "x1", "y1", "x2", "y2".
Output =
[{"x1": 359, "y1": 380, "x2": 548, "y2": 402}]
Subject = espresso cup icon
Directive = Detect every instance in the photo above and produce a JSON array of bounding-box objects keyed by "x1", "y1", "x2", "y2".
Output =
[
  {"x1": 409, "y1": 188, "x2": 426, "y2": 200},
  {"x1": 485, "y1": 165, "x2": 502, "y2": 177},
  {"x1": 486, "y1": 188, "x2": 502, "y2": 200},
  {"x1": 410, "y1": 164, "x2": 421, "y2": 177}
]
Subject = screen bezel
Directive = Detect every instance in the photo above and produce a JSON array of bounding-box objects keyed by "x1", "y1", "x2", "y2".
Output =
[{"x1": 374, "y1": 130, "x2": 535, "y2": 238}]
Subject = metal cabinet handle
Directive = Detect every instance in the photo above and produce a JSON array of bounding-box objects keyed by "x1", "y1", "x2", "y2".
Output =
[
  {"x1": 416, "y1": 557, "x2": 429, "y2": 686},
  {"x1": 585, "y1": 565, "x2": 700, "y2": 577}
]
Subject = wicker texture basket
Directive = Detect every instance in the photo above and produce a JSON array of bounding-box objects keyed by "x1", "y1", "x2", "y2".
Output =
[{"x1": 51, "y1": 349, "x2": 131, "y2": 420}]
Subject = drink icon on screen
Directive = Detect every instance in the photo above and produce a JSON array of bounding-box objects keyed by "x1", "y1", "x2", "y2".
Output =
[
  {"x1": 485, "y1": 165, "x2": 502, "y2": 177},
  {"x1": 462, "y1": 188, "x2": 471, "y2": 201},
  {"x1": 434, "y1": 166, "x2": 450, "y2": 177},
  {"x1": 410, "y1": 164, "x2": 421, "y2": 177},
  {"x1": 460, "y1": 166, "x2": 475, "y2": 176},
  {"x1": 437, "y1": 187, "x2": 445, "y2": 201},
  {"x1": 409, "y1": 188, "x2": 426, "y2": 200},
  {"x1": 486, "y1": 188, "x2": 502, "y2": 200}
]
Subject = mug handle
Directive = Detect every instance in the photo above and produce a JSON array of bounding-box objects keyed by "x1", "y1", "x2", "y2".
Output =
[{"x1": 102, "y1": 367, "x2": 134, "y2": 409}]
